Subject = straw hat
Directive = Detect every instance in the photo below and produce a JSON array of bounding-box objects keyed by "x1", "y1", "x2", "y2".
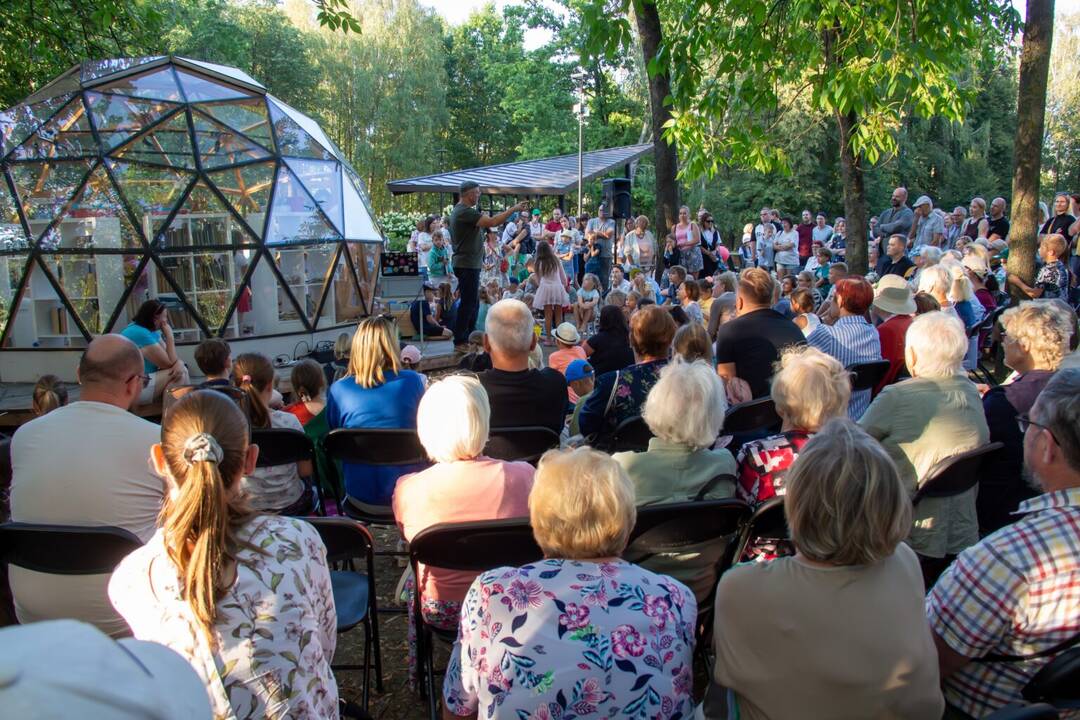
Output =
[
  {"x1": 873, "y1": 274, "x2": 916, "y2": 315},
  {"x1": 962, "y1": 254, "x2": 990, "y2": 279},
  {"x1": 553, "y1": 322, "x2": 581, "y2": 345}
]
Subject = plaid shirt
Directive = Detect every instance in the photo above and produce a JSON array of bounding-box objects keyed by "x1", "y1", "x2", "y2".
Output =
[{"x1": 926, "y1": 487, "x2": 1080, "y2": 719}]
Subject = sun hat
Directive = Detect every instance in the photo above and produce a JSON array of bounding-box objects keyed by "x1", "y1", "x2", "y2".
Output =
[
  {"x1": 962, "y1": 254, "x2": 990, "y2": 279},
  {"x1": 401, "y1": 345, "x2": 422, "y2": 364},
  {"x1": 873, "y1": 274, "x2": 916, "y2": 315},
  {"x1": 553, "y1": 322, "x2": 581, "y2": 345},
  {"x1": 565, "y1": 359, "x2": 594, "y2": 383},
  {"x1": 913, "y1": 195, "x2": 932, "y2": 209}
]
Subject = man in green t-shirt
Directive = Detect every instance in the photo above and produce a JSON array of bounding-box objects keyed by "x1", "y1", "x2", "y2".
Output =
[{"x1": 449, "y1": 181, "x2": 527, "y2": 349}]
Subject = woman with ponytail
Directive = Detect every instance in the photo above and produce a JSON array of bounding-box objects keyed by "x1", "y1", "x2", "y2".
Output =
[
  {"x1": 109, "y1": 390, "x2": 338, "y2": 719},
  {"x1": 232, "y1": 352, "x2": 316, "y2": 515}
]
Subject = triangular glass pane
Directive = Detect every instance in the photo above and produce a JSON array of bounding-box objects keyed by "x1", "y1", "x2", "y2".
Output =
[
  {"x1": 342, "y1": 169, "x2": 381, "y2": 241},
  {"x1": 206, "y1": 161, "x2": 274, "y2": 237},
  {"x1": 324, "y1": 246, "x2": 365, "y2": 325},
  {"x1": 45, "y1": 254, "x2": 130, "y2": 335},
  {"x1": 153, "y1": 251, "x2": 239, "y2": 338},
  {"x1": 176, "y1": 69, "x2": 252, "y2": 102},
  {"x1": 1, "y1": 94, "x2": 73, "y2": 160},
  {"x1": 109, "y1": 159, "x2": 194, "y2": 244},
  {"x1": 110, "y1": 110, "x2": 196, "y2": 169},
  {"x1": 81, "y1": 57, "x2": 165, "y2": 84},
  {"x1": 284, "y1": 158, "x2": 342, "y2": 235},
  {"x1": 268, "y1": 99, "x2": 332, "y2": 160},
  {"x1": 197, "y1": 98, "x2": 273, "y2": 150},
  {"x1": 106, "y1": 253, "x2": 155, "y2": 332},
  {"x1": 22, "y1": 67, "x2": 82, "y2": 105},
  {"x1": 0, "y1": 253, "x2": 31, "y2": 344},
  {"x1": 85, "y1": 91, "x2": 180, "y2": 150},
  {"x1": 192, "y1": 111, "x2": 272, "y2": 169},
  {"x1": 267, "y1": 97, "x2": 335, "y2": 155},
  {"x1": 11, "y1": 97, "x2": 96, "y2": 160},
  {"x1": 265, "y1": 165, "x2": 340, "y2": 246},
  {"x1": 0, "y1": 182, "x2": 31, "y2": 250},
  {"x1": 347, "y1": 241, "x2": 381, "y2": 316},
  {"x1": 177, "y1": 58, "x2": 264, "y2": 90},
  {"x1": 10, "y1": 159, "x2": 95, "y2": 238},
  {"x1": 3, "y1": 258, "x2": 87, "y2": 347},
  {"x1": 268, "y1": 243, "x2": 337, "y2": 325},
  {"x1": 156, "y1": 179, "x2": 257, "y2": 249},
  {"x1": 96, "y1": 67, "x2": 184, "y2": 102},
  {"x1": 38, "y1": 164, "x2": 141, "y2": 250}
]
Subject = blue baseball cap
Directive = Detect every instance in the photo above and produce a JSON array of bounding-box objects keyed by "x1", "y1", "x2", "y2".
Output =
[{"x1": 565, "y1": 359, "x2": 594, "y2": 383}]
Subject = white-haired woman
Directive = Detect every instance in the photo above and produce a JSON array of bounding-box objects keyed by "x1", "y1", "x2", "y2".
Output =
[
  {"x1": 910, "y1": 245, "x2": 942, "y2": 291},
  {"x1": 978, "y1": 302, "x2": 1073, "y2": 533},
  {"x1": 443, "y1": 448, "x2": 696, "y2": 718},
  {"x1": 393, "y1": 375, "x2": 534, "y2": 685},
  {"x1": 613, "y1": 360, "x2": 735, "y2": 600},
  {"x1": 708, "y1": 419, "x2": 944, "y2": 720},
  {"x1": 859, "y1": 311, "x2": 989, "y2": 586}
]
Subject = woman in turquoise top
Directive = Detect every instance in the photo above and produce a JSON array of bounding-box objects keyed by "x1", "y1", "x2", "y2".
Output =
[{"x1": 120, "y1": 300, "x2": 188, "y2": 404}]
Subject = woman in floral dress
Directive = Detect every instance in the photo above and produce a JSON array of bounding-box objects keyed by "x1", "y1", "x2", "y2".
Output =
[
  {"x1": 110, "y1": 390, "x2": 338, "y2": 720},
  {"x1": 443, "y1": 447, "x2": 696, "y2": 719}
]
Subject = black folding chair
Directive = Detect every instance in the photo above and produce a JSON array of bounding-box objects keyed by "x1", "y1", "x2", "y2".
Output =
[
  {"x1": 0, "y1": 522, "x2": 141, "y2": 575},
  {"x1": 913, "y1": 442, "x2": 1005, "y2": 506},
  {"x1": 1022, "y1": 646, "x2": 1080, "y2": 709},
  {"x1": 324, "y1": 428, "x2": 428, "y2": 526},
  {"x1": 971, "y1": 303, "x2": 1009, "y2": 386},
  {"x1": 723, "y1": 397, "x2": 782, "y2": 435},
  {"x1": 732, "y1": 496, "x2": 788, "y2": 563},
  {"x1": 612, "y1": 415, "x2": 655, "y2": 452},
  {"x1": 847, "y1": 359, "x2": 891, "y2": 395},
  {"x1": 484, "y1": 426, "x2": 561, "y2": 465},
  {"x1": 409, "y1": 518, "x2": 543, "y2": 719},
  {"x1": 302, "y1": 517, "x2": 383, "y2": 711},
  {"x1": 251, "y1": 428, "x2": 323, "y2": 516}
]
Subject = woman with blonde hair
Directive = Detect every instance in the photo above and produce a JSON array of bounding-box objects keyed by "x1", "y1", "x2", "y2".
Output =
[
  {"x1": 31, "y1": 374, "x2": 67, "y2": 416},
  {"x1": 710, "y1": 419, "x2": 943, "y2": 720},
  {"x1": 326, "y1": 316, "x2": 426, "y2": 509},
  {"x1": 443, "y1": 448, "x2": 696, "y2": 718},
  {"x1": 110, "y1": 390, "x2": 338, "y2": 719}
]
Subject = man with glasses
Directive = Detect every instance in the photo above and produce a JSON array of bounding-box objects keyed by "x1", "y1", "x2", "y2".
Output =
[
  {"x1": 9, "y1": 334, "x2": 163, "y2": 636},
  {"x1": 928, "y1": 368, "x2": 1080, "y2": 718}
]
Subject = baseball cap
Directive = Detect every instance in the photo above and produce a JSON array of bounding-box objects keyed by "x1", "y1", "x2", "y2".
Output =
[
  {"x1": 0, "y1": 620, "x2": 212, "y2": 719},
  {"x1": 553, "y1": 322, "x2": 580, "y2": 345},
  {"x1": 401, "y1": 345, "x2": 422, "y2": 364},
  {"x1": 531, "y1": 208, "x2": 541, "y2": 216},
  {"x1": 913, "y1": 195, "x2": 932, "y2": 209},
  {"x1": 565, "y1": 359, "x2": 594, "y2": 384}
]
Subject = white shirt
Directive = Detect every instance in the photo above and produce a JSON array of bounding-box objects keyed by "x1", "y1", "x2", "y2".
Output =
[
  {"x1": 10, "y1": 401, "x2": 162, "y2": 635},
  {"x1": 774, "y1": 230, "x2": 800, "y2": 266},
  {"x1": 241, "y1": 410, "x2": 306, "y2": 512}
]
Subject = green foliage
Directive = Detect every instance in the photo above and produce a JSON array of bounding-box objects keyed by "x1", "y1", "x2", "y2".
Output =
[
  {"x1": 1044, "y1": 12, "x2": 1080, "y2": 192},
  {"x1": 377, "y1": 210, "x2": 425, "y2": 249},
  {"x1": 313, "y1": 0, "x2": 362, "y2": 33}
]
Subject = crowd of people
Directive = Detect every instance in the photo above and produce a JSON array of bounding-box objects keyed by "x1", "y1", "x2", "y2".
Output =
[{"x1": 1, "y1": 181, "x2": 1080, "y2": 720}]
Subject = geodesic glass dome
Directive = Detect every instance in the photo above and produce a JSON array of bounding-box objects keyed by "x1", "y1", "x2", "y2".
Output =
[{"x1": 0, "y1": 56, "x2": 383, "y2": 349}]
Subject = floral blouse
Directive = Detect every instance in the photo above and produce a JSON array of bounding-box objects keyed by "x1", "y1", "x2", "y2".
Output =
[
  {"x1": 443, "y1": 559, "x2": 696, "y2": 719},
  {"x1": 110, "y1": 516, "x2": 339, "y2": 720}
]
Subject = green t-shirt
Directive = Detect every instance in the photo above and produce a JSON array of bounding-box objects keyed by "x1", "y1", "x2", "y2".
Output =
[{"x1": 449, "y1": 203, "x2": 483, "y2": 269}]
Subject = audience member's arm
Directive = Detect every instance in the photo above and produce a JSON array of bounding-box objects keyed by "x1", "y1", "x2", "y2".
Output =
[
  {"x1": 933, "y1": 631, "x2": 973, "y2": 679},
  {"x1": 707, "y1": 300, "x2": 723, "y2": 341},
  {"x1": 581, "y1": 340, "x2": 594, "y2": 357},
  {"x1": 577, "y1": 372, "x2": 615, "y2": 438},
  {"x1": 1006, "y1": 272, "x2": 1043, "y2": 299}
]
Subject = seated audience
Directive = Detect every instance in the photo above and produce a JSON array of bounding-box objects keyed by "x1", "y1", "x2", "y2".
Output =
[
  {"x1": 548, "y1": 322, "x2": 588, "y2": 400},
  {"x1": 673, "y1": 322, "x2": 712, "y2": 364},
  {"x1": 120, "y1": 299, "x2": 189, "y2": 404},
  {"x1": 736, "y1": 346, "x2": 851, "y2": 506},
  {"x1": 565, "y1": 359, "x2": 595, "y2": 437},
  {"x1": 30, "y1": 374, "x2": 67, "y2": 416},
  {"x1": 583, "y1": 304, "x2": 635, "y2": 376},
  {"x1": 327, "y1": 316, "x2": 426, "y2": 509},
  {"x1": 477, "y1": 299, "x2": 568, "y2": 434},
  {"x1": 579, "y1": 304, "x2": 677, "y2": 446},
  {"x1": 10, "y1": 335, "x2": 161, "y2": 635},
  {"x1": 109, "y1": 390, "x2": 338, "y2": 719},
  {"x1": 443, "y1": 448, "x2": 696, "y2": 717},
  {"x1": 927, "y1": 369, "x2": 1080, "y2": 719},
  {"x1": 283, "y1": 358, "x2": 326, "y2": 426},
  {"x1": 710, "y1": 419, "x2": 944, "y2": 720},
  {"x1": 613, "y1": 360, "x2": 735, "y2": 601},
  {"x1": 978, "y1": 301, "x2": 1072, "y2": 532},
  {"x1": 410, "y1": 284, "x2": 453, "y2": 339},
  {"x1": 859, "y1": 311, "x2": 989, "y2": 586},
  {"x1": 193, "y1": 338, "x2": 232, "y2": 388},
  {"x1": 323, "y1": 331, "x2": 350, "y2": 386},
  {"x1": 871, "y1": 274, "x2": 916, "y2": 390},
  {"x1": 715, "y1": 268, "x2": 804, "y2": 401},
  {"x1": 803, "y1": 277, "x2": 881, "y2": 418},
  {"x1": 913, "y1": 291, "x2": 941, "y2": 314},
  {"x1": 456, "y1": 330, "x2": 492, "y2": 372}
]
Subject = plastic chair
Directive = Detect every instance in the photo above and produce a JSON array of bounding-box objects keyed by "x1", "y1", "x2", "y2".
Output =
[
  {"x1": 302, "y1": 517, "x2": 383, "y2": 711},
  {"x1": 0, "y1": 521, "x2": 141, "y2": 575},
  {"x1": 913, "y1": 442, "x2": 1005, "y2": 506},
  {"x1": 723, "y1": 397, "x2": 781, "y2": 435},
  {"x1": 847, "y1": 359, "x2": 891, "y2": 394},
  {"x1": 732, "y1": 497, "x2": 788, "y2": 563},
  {"x1": 324, "y1": 428, "x2": 428, "y2": 526},
  {"x1": 484, "y1": 427, "x2": 561, "y2": 465},
  {"x1": 1023, "y1": 646, "x2": 1080, "y2": 709},
  {"x1": 612, "y1": 415, "x2": 655, "y2": 452},
  {"x1": 408, "y1": 518, "x2": 543, "y2": 719},
  {"x1": 983, "y1": 704, "x2": 1059, "y2": 720}
]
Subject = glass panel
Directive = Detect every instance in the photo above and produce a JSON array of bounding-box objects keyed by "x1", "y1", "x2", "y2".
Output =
[
  {"x1": 342, "y1": 167, "x2": 381, "y2": 241},
  {"x1": 85, "y1": 91, "x2": 180, "y2": 150},
  {"x1": 206, "y1": 161, "x2": 273, "y2": 238},
  {"x1": 245, "y1": 248, "x2": 303, "y2": 334},
  {"x1": 198, "y1": 98, "x2": 273, "y2": 149},
  {"x1": 11, "y1": 97, "x2": 96, "y2": 160},
  {"x1": 268, "y1": 99, "x2": 332, "y2": 160},
  {"x1": 265, "y1": 165, "x2": 340, "y2": 246},
  {"x1": 47, "y1": 254, "x2": 127, "y2": 335},
  {"x1": 227, "y1": 250, "x2": 258, "y2": 337},
  {"x1": 154, "y1": 251, "x2": 239, "y2": 338},
  {"x1": 191, "y1": 111, "x2": 272, "y2": 169},
  {"x1": 268, "y1": 243, "x2": 335, "y2": 324},
  {"x1": 97, "y1": 67, "x2": 184, "y2": 103},
  {"x1": 109, "y1": 254, "x2": 154, "y2": 332},
  {"x1": 110, "y1": 110, "x2": 196, "y2": 170},
  {"x1": 0, "y1": 182, "x2": 31, "y2": 250},
  {"x1": 284, "y1": 158, "x2": 342, "y2": 235},
  {"x1": 0, "y1": 254, "x2": 30, "y2": 342},
  {"x1": 348, "y1": 241, "x2": 380, "y2": 317},
  {"x1": 38, "y1": 164, "x2": 141, "y2": 250},
  {"x1": 1, "y1": 94, "x2": 72, "y2": 159},
  {"x1": 177, "y1": 59, "x2": 264, "y2": 90},
  {"x1": 109, "y1": 159, "x2": 194, "y2": 245},
  {"x1": 9, "y1": 159, "x2": 95, "y2": 239},
  {"x1": 156, "y1": 179, "x2": 256, "y2": 249},
  {"x1": 6, "y1": 258, "x2": 88, "y2": 348},
  {"x1": 268, "y1": 97, "x2": 334, "y2": 158},
  {"x1": 22, "y1": 68, "x2": 81, "y2": 105},
  {"x1": 81, "y1": 57, "x2": 164, "y2": 83},
  {"x1": 176, "y1": 69, "x2": 252, "y2": 102}
]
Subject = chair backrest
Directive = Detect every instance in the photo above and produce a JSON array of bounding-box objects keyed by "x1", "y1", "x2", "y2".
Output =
[
  {"x1": 252, "y1": 428, "x2": 315, "y2": 467},
  {"x1": 1023, "y1": 646, "x2": 1080, "y2": 707},
  {"x1": 612, "y1": 415, "x2": 655, "y2": 452},
  {"x1": 484, "y1": 427, "x2": 561, "y2": 465},
  {"x1": 0, "y1": 522, "x2": 141, "y2": 575},
  {"x1": 301, "y1": 517, "x2": 375, "y2": 566},
  {"x1": 913, "y1": 442, "x2": 1005, "y2": 505},
  {"x1": 724, "y1": 397, "x2": 781, "y2": 434},
  {"x1": 409, "y1": 517, "x2": 543, "y2": 572},
  {"x1": 624, "y1": 499, "x2": 751, "y2": 565},
  {"x1": 848, "y1": 359, "x2": 892, "y2": 392},
  {"x1": 324, "y1": 428, "x2": 428, "y2": 466},
  {"x1": 733, "y1": 496, "x2": 787, "y2": 562}
]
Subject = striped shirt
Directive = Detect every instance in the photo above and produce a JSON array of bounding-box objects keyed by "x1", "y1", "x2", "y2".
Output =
[
  {"x1": 926, "y1": 488, "x2": 1080, "y2": 719},
  {"x1": 804, "y1": 315, "x2": 882, "y2": 419}
]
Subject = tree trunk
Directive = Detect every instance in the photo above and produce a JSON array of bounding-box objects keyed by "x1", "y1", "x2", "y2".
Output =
[
  {"x1": 836, "y1": 111, "x2": 868, "y2": 275},
  {"x1": 633, "y1": 0, "x2": 679, "y2": 281},
  {"x1": 1007, "y1": 0, "x2": 1055, "y2": 301}
]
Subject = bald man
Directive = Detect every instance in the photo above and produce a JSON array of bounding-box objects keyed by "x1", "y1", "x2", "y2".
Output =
[
  {"x1": 10, "y1": 334, "x2": 163, "y2": 636},
  {"x1": 986, "y1": 197, "x2": 1010, "y2": 241}
]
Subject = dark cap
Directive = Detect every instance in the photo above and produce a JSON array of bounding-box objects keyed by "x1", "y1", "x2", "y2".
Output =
[{"x1": 459, "y1": 180, "x2": 479, "y2": 193}]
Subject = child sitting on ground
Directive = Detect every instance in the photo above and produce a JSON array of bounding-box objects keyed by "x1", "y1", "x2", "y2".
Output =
[
  {"x1": 574, "y1": 273, "x2": 601, "y2": 333},
  {"x1": 547, "y1": 322, "x2": 588, "y2": 400}
]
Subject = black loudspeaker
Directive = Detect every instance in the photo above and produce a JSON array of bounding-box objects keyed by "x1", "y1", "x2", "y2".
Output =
[{"x1": 603, "y1": 177, "x2": 632, "y2": 219}]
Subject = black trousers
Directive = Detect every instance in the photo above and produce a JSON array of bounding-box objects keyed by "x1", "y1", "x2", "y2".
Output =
[{"x1": 453, "y1": 266, "x2": 480, "y2": 344}]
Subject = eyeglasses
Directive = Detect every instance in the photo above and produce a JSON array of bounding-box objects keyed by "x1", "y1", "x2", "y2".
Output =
[
  {"x1": 1017, "y1": 413, "x2": 1057, "y2": 443},
  {"x1": 127, "y1": 373, "x2": 150, "y2": 388}
]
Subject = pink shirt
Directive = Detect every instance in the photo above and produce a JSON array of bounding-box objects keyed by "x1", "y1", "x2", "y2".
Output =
[
  {"x1": 548, "y1": 346, "x2": 588, "y2": 400},
  {"x1": 392, "y1": 457, "x2": 534, "y2": 603}
]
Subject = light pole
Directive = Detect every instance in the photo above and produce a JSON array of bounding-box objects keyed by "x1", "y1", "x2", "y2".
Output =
[{"x1": 571, "y1": 69, "x2": 590, "y2": 215}]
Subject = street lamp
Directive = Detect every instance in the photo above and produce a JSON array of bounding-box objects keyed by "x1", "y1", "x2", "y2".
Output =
[{"x1": 571, "y1": 69, "x2": 590, "y2": 215}]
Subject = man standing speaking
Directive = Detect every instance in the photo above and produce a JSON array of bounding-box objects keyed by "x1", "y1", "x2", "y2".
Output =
[{"x1": 449, "y1": 181, "x2": 527, "y2": 350}]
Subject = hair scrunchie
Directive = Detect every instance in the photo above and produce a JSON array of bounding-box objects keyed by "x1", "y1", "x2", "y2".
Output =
[{"x1": 182, "y1": 432, "x2": 224, "y2": 466}]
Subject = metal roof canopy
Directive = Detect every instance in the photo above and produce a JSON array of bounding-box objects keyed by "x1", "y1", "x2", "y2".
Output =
[{"x1": 387, "y1": 143, "x2": 652, "y2": 196}]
